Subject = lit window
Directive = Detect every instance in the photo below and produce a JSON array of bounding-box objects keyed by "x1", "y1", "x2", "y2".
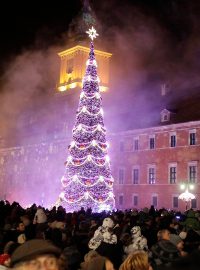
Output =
[
  {"x1": 148, "y1": 166, "x2": 156, "y2": 184},
  {"x1": 66, "y1": 58, "x2": 73, "y2": 74}
]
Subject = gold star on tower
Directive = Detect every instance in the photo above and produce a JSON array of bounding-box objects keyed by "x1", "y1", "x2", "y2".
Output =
[{"x1": 86, "y1": 26, "x2": 99, "y2": 40}]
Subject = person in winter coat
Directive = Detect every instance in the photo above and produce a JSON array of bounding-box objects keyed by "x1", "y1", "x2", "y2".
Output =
[
  {"x1": 88, "y1": 217, "x2": 121, "y2": 269},
  {"x1": 88, "y1": 217, "x2": 117, "y2": 250},
  {"x1": 124, "y1": 226, "x2": 148, "y2": 256}
]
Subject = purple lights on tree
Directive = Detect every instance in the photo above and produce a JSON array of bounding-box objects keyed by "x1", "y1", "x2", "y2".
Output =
[{"x1": 58, "y1": 27, "x2": 115, "y2": 212}]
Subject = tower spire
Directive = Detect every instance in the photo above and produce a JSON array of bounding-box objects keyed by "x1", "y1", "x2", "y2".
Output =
[{"x1": 68, "y1": 0, "x2": 96, "y2": 44}]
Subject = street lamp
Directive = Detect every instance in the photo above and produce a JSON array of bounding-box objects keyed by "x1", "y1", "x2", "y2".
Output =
[{"x1": 178, "y1": 183, "x2": 195, "y2": 210}]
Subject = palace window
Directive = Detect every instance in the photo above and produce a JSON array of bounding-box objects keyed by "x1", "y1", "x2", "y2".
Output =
[
  {"x1": 152, "y1": 195, "x2": 158, "y2": 208},
  {"x1": 119, "y1": 168, "x2": 125, "y2": 184},
  {"x1": 173, "y1": 196, "x2": 179, "y2": 208},
  {"x1": 149, "y1": 136, "x2": 155, "y2": 149},
  {"x1": 132, "y1": 194, "x2": 138, "y2": 207},
  {"x1": 170, "y1": 133, "x2": 176, "y2": 147},
  {"x1": 189, "y1": 130, "x2": 196, "y2": 145},
  {"x1": 132, "y1": 167, "x2": 139, "y2": 184},
  {"x1": 119, "y1": 141, "x2": 124, "y2": 152},
  {"x1": 148, "y1": 165, "x2": 156, "y2": 184},
  {"x1": 119, "y1": 194, "x2": 124, "y2": 206},
  {"x1": 133, "y1": 138, "x2": 139, "y2": 151},
  {"x1": 188, "y1": 162, "x2": 197, "y2": 183},
  {"x1": 66, "y1": 58, "x2": 73, "y2": 74},
  {"x1": 169, "y1": 164, "x2": 177, "y2": 184},
  {"x1": 191, "y1": 198, "x2": 197, "y2": 209}
]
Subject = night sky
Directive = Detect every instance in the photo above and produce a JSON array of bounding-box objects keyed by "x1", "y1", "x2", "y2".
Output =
[
  {"x1": 1, "y1": 0, "x2": 199, "y2": 68},
  {"x1": 1, "y1": 0, "x2": 200, "y2": 141}
]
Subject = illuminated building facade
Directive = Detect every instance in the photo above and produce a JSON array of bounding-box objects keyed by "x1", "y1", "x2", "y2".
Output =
[
  {"x1": 57, "y1": 45, "x2": 111, "y2": 93},
  {"x1": 0, "y1": 2, "x2": 200, "y2": 212}
]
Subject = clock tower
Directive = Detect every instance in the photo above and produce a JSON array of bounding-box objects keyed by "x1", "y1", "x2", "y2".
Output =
[{"x1": 56, "y1": 0, "x2": 112, "y2": 94}]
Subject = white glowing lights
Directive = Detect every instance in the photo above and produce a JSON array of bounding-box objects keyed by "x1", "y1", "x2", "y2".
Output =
[
  {"x1": 92, "y1": 140, "x2": 97, "y2": 146},
  {"x1": 77, "y1": 124, "x2": 82, "y2": 131},
  {"x1": 65, "y1": 154, "x2": 110, "y2": 167},
  {"x1": 86, "y1": 26, "x2": 99, "y2": 40},
  {"x1": 105, "y1": 155, "x2": 110, "y2": 162},
  {"x1": 59, "y1": 24, "x2": 115, "y2": 212},
  {"x1": 69, "y1": 140, "x2": 108, "y2": 152},
  {"x1": 97, "y1": 124, "x2": 102, "y2": 131},
  {"x1": 84, "y1": 191, "x2": 89, "y2": 199},
  {"x1": 80, "y1": 92, "x2": 101, "y2": 100},
  {"x1": 77, "y1": 107, "x2": 103, "y2": 117},
  {"x1": 86, "y1": 59, "x2": 98, "y2": 67},
  {"x1": 73, "y1": 123, "x2": 106, "y2": 135},
  {"x1": 82, "y1": 106, "x2": 87, "y2": 112},
  {"x1": 178, "y1": 189, "x2": 195, "y2": 201},
  {"x1": 99, "y1": 176, "x2": 104, "y2": 182},
  {"x1": 87, "y1": 155, "x2": 92, "y2": 161},
  {"x1": 59, "y1": 192, "x2": 65, "y2": 199},
  {"x1": 72, "y1": 175, "x2": 78, "y2": 182},
  {"x1": 95, "y1": 93, "x2": 101, "y2": 99},
  {"x1": 109, "y1": 191, "x2": 114, "y2": 198},
  {"x1": 67, "y1": 156, "x2": 72, "y2": 162},
  {"x1": 71, "y1": 141, "x2": 76, "y2": 147}
]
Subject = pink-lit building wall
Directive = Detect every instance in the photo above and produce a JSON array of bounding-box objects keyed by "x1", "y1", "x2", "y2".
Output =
[
  {"x1": 0, "y1": 120, "x2": 199, "y2": 212},
  {"x1": 111, "y1": 121, "x2": 200, "y2": 212}
]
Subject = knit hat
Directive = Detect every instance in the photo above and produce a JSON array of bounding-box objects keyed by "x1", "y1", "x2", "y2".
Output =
[
  {"x1": 10, "y1": 239, "x2": 61, "y2": 267},
  {"x1": 170, "y1": 234, "x2": 183, "y2": 246}
]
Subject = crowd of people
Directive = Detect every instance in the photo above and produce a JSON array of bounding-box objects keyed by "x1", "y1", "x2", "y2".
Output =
[{"x1": 0, "y1": 200, "x2": 200, "y2": 270}]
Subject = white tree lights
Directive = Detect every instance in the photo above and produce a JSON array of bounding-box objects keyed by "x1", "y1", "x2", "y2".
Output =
[{"x1": 58, "y1": 27, "x2": 115, "y2": 212}]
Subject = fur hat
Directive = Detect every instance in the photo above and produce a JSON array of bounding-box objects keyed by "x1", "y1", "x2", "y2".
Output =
[
  {"x1": 102, "y1": 218, "x2": 114, "y2": 228},
  {"x1": 10, "y1": 239, "x2": 61, "y2": 267}
]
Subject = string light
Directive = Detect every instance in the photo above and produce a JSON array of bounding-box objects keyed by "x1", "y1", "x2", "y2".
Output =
[{"x1": 59, "y1": 26, "x2": 115, "y2": 212}]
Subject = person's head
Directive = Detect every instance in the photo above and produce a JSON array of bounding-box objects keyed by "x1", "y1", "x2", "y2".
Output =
[
  {"x1": 16, "y1": 222, "x2": 25, "y2": 232},
  {"x1": 157, "y1": 229, "x2": 170, "y2": 241},
  {"x1": 102, "y1": 217, "x2": 114, "y2": 229},
  {"x1": 120, "y1": 251, "x2": 152, "y2": 270},
  {"x1": 131, "y1": 226, "x2": 141, "y2": 238},
  {"x1": 87, "y1": 256, "x2": 114, "y2": 270},
  {"x1": 10, "y1": 239, "x2": 61, "y2": 270}
]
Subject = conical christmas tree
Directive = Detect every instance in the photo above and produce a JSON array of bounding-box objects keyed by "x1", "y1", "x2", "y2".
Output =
[{"x1": 59, "y1": 27, "x2": 115, "y2": 212}]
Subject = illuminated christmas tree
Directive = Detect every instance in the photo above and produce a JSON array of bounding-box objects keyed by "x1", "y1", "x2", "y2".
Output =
[{"x1": 58, "y1": 27, "x2": 115, "y2": 212}]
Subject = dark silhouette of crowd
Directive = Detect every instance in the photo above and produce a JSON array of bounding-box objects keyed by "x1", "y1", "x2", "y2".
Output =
[{"x1": 0, "y1": 200, "x2": 200, "y2": 270}]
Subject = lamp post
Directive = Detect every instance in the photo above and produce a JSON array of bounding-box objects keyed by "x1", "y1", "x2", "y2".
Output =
[{"x1": 178, "y1": 183, "x2": 195, "y2": 211}]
